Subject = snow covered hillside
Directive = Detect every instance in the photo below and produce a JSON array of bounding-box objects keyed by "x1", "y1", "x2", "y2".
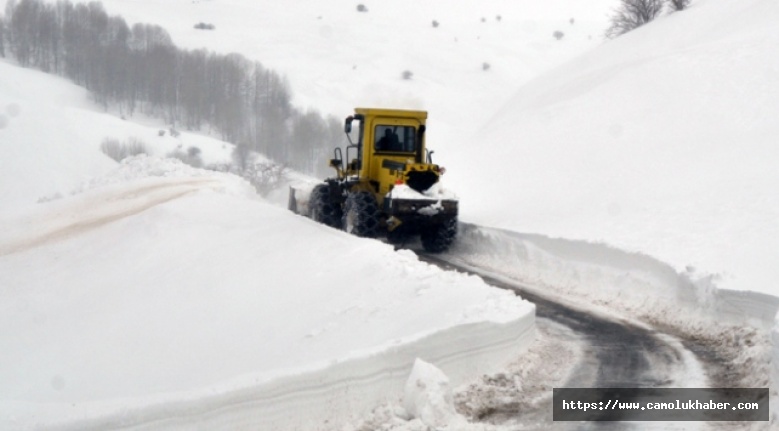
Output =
[
  {"x1": 0, "y1": 60, "x2": 235, "y2": 207},
  {"x1": 35, "y1": 0, "x2": 614, "y2": 153},
  {"x1": 447, "y1": 0, "x2": 779, "y2": 296}
]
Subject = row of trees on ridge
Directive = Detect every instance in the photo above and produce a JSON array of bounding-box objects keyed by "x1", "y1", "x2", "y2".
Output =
[{"x1": 0, "y1": 0, "x2": 342, "y2": 176}]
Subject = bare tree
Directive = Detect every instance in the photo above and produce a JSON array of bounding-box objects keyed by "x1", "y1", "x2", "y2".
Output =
[
  {"x1": 289, "y1": 109, "x2": 329, "y2": 173},
  {"x1": 4, "y1": 0, "x2": 16, "y2": 18},
  {"x1": 0, "y1": 16, "x2": 5, "y2": 57},
  {"x1": 667, "y1": 0, "x2": 691, "y2": 12},
  {"x1": 6, "y1": 0, "x2": 34, "y2": 66},
  {"x1": 100, "y1": 137, "x2": 148, "y2": 162},
  {"x1": 253, "y1": 67, "x2": 292, "y2": 161},
  {"x1": 232, "y1": 141, "x2": 252, "y2": 172},
  {"x1": 2, "y1": 0, "x2": 15, "y2": 59},
  {"x1": 606, "y1": 0, "x2": 664, "y2": 38},
  {"x1": 178, "y1": 48, "x2": 209, "y2": 130}
]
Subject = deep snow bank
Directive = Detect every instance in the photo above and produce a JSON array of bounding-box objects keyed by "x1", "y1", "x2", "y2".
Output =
[
  {"x1": 0, "y1": 157, "x2": 534, "y2": 430},
  {"x1": 448, "y1": 224, "x2": 777, "y2": 390},
  {"x1": 453, "y1": 224, "x2": 779, "y2": 331}
]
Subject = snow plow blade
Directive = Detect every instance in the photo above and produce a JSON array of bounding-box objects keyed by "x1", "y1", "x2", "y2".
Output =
[
  {"x1": 385, "y1": 198, "x2": 458, "y2": 223},
  {"x1": 288, "y1": 186, "x2": 299, "y2": 214},
  {"x1": 288, "y1": 184, "x2": 315, "y2": 217}
]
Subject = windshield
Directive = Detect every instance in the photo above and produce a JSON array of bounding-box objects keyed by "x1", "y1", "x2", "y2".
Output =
[{"x1": 374, "y1": 125, "x2": 416, "y2": 153}]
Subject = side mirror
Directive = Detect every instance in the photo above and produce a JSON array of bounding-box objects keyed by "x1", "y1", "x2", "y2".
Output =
[
  {"x1": 416, "y1": 124, "x2": 427, "y2": 164},
  {"x1": 344, "y1": 116, "x2": 353, "y2": 134}
]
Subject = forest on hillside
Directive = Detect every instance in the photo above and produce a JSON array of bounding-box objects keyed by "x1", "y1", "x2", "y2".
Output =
[{"x1": 0, "y1": 0, "x2": 342, "y2": 176}]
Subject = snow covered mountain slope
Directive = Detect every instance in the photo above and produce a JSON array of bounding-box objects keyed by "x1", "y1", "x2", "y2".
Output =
[
  {"x1": 33, "y1": 0, "x2": 614, "y2": 152},
  {"x1": 0, "y1": 157, "x2": 533, "y2": 430},
  {"x1": 447, "y1": 0, "x2": 779, "y2": 296},
  {"x1": 0, "y1": 62, "x2": 117, "y2": 207},
  {"x1": 0, "y1": 60, "x2": 235, "y2": 207}
]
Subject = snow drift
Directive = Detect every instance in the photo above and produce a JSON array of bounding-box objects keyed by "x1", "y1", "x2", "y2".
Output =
[{"x1": 0, "y1": 157, "x2": 534, "y2": 430}]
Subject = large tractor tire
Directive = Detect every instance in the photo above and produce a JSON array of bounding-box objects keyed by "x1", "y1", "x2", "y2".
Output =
[
  {"x1": 420, "y1": 217, "x2": 457, "y2": 253},
  {"x1": 343, "y1": 191, "x2": 380, "y2": 238},
  {"x1": 309, "y1": 184, "x2": 342, "y2": 228}
]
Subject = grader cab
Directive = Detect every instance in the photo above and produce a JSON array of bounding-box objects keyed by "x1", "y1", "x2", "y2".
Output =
[{"x1": 289, "y1": 108, "x2": 458, "y2": 253}]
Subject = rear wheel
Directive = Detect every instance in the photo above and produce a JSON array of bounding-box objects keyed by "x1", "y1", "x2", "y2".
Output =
[
  {"x1": 343, "y1": 191, "x2": 380, "y2": 237},
  {"x1": 309, "y1": 184, "x2": 342, "y2": 228},
  {"x1": 420, "y1": 217, "x2": 457, "y2": 253}
]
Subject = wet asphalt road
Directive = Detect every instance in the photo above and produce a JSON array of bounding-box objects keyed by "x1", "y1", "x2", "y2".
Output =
[{"x1": 417, "y1": 253, "x2": 701, "y2": 430}]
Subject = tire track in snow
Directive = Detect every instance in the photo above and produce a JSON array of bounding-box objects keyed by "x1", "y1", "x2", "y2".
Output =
[{"x1": 0, "y1": 178, "x2": 221, "y2": 256}]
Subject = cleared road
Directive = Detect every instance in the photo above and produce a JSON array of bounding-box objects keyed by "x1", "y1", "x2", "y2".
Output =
[{"x1": 418, "y1": 252, "x2": 709, "y2": 430}]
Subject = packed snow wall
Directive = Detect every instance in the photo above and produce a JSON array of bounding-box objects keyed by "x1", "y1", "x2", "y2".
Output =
[
  {"x1": 18, "y1": 318, "x2": 532, "y2": 431},
  {"x1": 451, "y1": 223, "x2": 779, "y2": 404}
]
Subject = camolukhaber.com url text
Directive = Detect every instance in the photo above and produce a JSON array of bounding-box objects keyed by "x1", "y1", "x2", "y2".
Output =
[{"x1": 561, "y1": 399, "x2": 760, "y2": 412}]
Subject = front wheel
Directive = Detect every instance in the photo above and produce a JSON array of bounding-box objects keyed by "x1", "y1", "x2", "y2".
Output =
[
  {"x1": 309, "y1": 184, "x2": 342, "y2": 228},
  {"x1": 343, "y1": 191, "x2": 380, "y2": 238},
  {"x1": 420, "y1": 217, "x2": 457, "y2": 253}
]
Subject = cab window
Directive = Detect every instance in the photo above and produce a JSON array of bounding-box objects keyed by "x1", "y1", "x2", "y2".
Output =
[{"x1": 375, "y1": 125, "x2": 416, "y2": 153}]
